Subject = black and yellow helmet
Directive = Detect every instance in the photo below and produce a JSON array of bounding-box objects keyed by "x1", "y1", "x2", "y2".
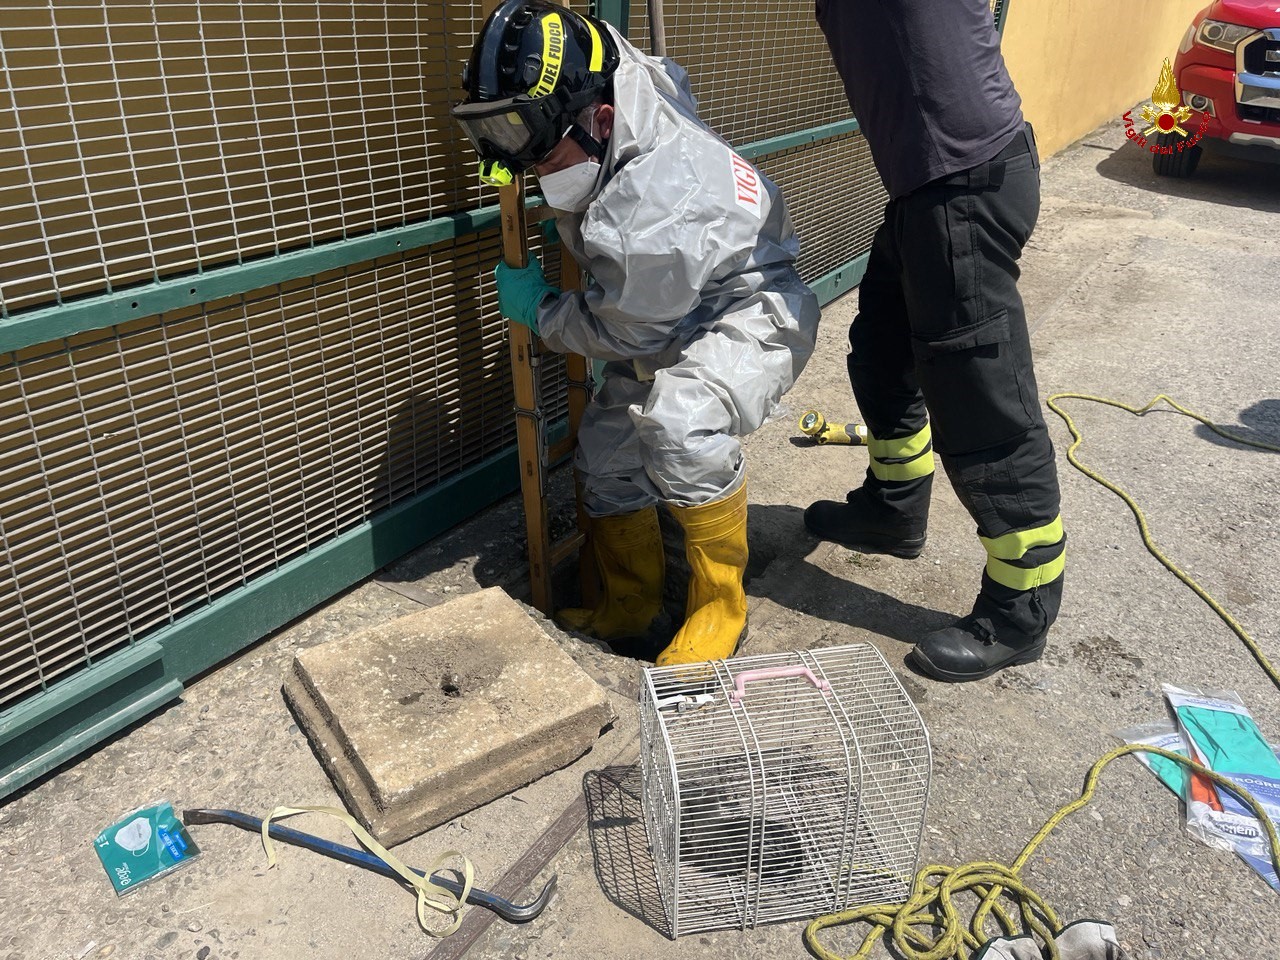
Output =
[{"x1": 451, "y1": 0, "x2": 619, "y2": 184}]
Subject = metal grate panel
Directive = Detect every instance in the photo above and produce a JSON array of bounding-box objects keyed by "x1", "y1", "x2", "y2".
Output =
[
  {"x1": 0, "y1": 1, "x2": 492, "y2": 315},
  {"x1": 991, "y1": 0, "x2": 1008, "y2": 30},
  {"x1": 0, "y1": 228, "x2": 566, "y2": 714},
  {"x1": 3, "y1": 0, "x2": 1003, "y2": 789},
  {"x1": 627, "y1": 0, "x2": 852, "y2": 148},
  {"x1": 756, "y1": 132, "x2": 887, "y2": 284}
]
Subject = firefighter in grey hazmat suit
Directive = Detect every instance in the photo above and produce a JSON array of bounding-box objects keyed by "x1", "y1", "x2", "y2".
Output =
[{"x1": 451, "y1": 0, "x2": 819, "y2": 665}]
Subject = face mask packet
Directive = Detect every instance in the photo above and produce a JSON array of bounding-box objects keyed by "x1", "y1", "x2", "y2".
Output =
[
  {"x1": 94, "y1": 800, "x2": 201, "y2": 896},
  {"x1": 1162, "y1": 685, "x2": 1280, "y2": 893}
]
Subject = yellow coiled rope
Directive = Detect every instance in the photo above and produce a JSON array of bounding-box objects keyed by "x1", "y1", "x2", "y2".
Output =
[
  {"x1": 805, "y1": 744, "x2": 1280, "y2": 960},
  {"x1": 805, "y1": 394, "x2": 1280, "y2": 960}
]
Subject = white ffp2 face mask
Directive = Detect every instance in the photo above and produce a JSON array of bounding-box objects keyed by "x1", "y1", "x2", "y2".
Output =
[
  {"x1": 538, "y1": 160, "x2": 601, "y2": 213},
  {"x1": 115, "y1": 816, "x2": 152, "y2": 856}
]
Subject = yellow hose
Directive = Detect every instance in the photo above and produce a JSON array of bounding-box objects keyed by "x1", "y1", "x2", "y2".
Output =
[
  {"x1": 804, "y1": 394, "x2": 1280, "y2": 960},
  {"x1": 1046, "y1": 393, "x2": 1280, "y2": 685}
]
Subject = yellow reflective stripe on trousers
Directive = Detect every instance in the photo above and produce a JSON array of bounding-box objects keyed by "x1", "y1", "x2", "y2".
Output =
[
  {"x1": 986, "y1": 550, "x2": 1067, "y2": 591},
  {"x1": 869, "y1": 454, "x2": 936, "y2": 482},
  {"x1": 980, "y1": 516, "x2": 1065, "y2": 560},
  {"x1": 867, "y1": 423, "x2": 934, "y2": 482},
  {"x1": 867, "y1": 423, "x2": 932, "y2": 462}
]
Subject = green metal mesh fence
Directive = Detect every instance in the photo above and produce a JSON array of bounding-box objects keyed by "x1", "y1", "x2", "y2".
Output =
[{"x1": 0, "y1": 0, "x2": 1013, "y2": 792}]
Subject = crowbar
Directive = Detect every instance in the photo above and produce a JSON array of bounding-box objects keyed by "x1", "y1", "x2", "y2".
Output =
[{"x1": 183, "y1": 808, "x2": 557, "y2": 923}]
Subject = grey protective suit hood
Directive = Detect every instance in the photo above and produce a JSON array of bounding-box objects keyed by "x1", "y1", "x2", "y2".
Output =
[{"x1": 536, "y1": 27, "x2": 820, "y2": 512}]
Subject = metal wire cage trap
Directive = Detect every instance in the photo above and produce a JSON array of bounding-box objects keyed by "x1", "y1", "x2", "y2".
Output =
[{"x1": 639, "y1": 645, "x2": 931, "y2": 937}]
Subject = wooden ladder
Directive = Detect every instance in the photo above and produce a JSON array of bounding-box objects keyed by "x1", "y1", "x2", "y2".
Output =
[{"x1": 497, "y1": 177, "x2": 595, "y2": 614}]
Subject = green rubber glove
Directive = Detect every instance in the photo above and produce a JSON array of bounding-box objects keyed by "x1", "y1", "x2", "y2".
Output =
[
  {"x1": 495, "y1": 258, "x2": 559, "y2": 333},
  {"x1": 542, "y1": 216, "x2": 560, "y2": 247}
]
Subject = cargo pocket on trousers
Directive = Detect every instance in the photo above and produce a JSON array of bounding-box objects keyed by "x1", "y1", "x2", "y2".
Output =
[{"x1": 912, "y1": 309, "x2": 1037, "y2": 455}]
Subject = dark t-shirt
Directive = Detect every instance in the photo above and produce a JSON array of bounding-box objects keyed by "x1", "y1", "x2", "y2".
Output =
[{"x1": 815, "y1": 0, "x2": 1024, "y2": 200}]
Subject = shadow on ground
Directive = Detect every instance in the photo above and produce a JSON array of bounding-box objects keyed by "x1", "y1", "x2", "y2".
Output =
[
  {"x1": 1093, "y1": 140, "x2": 1280, "y2": 213},
  {"x1": 1193, "y1": 398, "x2": 1280, "y2": 454},
  {"x1": 370, "y1": 479, "x2": 956, "y2": 661},
  {"x1": 746, "y1": 504, "x2": 954, "y2": 645},
  {"x1": 584, "y1": 764, "x2": 671, "y2": 939}
]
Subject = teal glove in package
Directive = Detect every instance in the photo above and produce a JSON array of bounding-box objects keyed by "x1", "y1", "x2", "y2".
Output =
[
  {"x1": 1164, "y1": 685, "x2": 1280, "y2": 893},
  {"x1": 94, "y1": 801, "x2": 200, "y2": 895}
]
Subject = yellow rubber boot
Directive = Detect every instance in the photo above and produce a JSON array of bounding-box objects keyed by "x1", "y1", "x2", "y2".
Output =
[
  {"x1": 656, "y1": 479, "x2": 749, "y2": 666},
  {"x1": 557, "y1": 506, "x2": 665, "y2": 641}
]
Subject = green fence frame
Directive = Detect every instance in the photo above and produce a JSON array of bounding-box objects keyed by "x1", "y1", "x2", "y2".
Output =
[{"x1": 0, "y1": 0, "x2": 1011, "y2": 797}]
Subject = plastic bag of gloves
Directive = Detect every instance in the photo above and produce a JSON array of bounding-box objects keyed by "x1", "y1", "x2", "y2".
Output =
[
  {"x1": 1163, "y1": 685, "x2": 1280, "y2": 892},
  {"x1": 1117, "y1": 691, "x2": 1280, "y2": 893}
]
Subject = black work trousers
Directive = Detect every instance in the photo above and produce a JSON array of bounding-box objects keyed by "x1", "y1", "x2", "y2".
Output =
[{"x1": 849, "y1": 125, "x2": 1064, "y2": 631}]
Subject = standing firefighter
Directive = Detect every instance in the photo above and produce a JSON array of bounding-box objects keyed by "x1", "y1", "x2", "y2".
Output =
[
  {"x1": 451, "y1": 0, "x2": 819, "y2": 665},
  {"x1": 805, "y1": 0, "x2": 1065, "y2": 681}
]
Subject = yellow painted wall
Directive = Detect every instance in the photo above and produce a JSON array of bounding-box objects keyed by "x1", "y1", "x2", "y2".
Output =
[{"x1": 1001, "y1": 0, "x2": 1210, "y2": 156}]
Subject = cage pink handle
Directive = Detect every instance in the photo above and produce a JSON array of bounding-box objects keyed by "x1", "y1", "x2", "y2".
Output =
[{"x1": 729, "y1": 666, "x2": 831, "y2": 702}]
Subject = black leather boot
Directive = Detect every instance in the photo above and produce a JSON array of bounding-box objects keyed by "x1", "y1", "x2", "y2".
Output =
[
  {"x1": 909, "y1": 575, "x2": 1063, "y2": 682},
  {"x1": 803, "y1": 478, "x2": 930, "y2": 559}
]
